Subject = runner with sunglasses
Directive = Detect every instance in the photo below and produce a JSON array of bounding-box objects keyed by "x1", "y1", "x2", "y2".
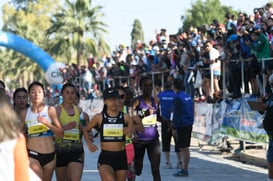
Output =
[
  {"x1": 84, "y1": 87, "x2": 135, "y2": 181},
  {"x1": 115, "y1": 85, "x2": 144, "y2": 181}
]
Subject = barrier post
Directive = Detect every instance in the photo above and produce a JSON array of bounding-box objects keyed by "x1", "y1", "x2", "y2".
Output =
[
  {"x1": 222, "y1": 60, "x2": 227, "y2": 99},
  {"x1": 210, "y1": 65, "x2": 214, "y2": 96},
  {"x1": 262, "y1": 58, "x2": 266, "y2": 96},
  {"x1": 241, "y1": 59, "x2": 245, "y2": 95}
]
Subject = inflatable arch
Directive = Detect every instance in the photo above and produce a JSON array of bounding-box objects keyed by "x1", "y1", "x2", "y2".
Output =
[{"x1": 0, "y1": 31, "x2": 64, "y2": 85}]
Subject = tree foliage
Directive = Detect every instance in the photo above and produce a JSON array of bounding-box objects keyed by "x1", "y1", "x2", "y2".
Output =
[
  {"x1": 46, "y1": 0, "x2": 110, "y2": 65},
  {"x1": 0, "y1": 0, "x2": 60, "y2": 88},
  {"x1": 130, "y1": 19, "x2": 144, "y2": 49},
  {"x1": 0, "y1": 0, "x2": 109, "y2": 88},
  {"x1": 182, "y1": 0, "x2": 238, "y2": 31}
]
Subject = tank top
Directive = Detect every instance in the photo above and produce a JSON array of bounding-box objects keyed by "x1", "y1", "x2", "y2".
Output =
[
  {"x1": 99, "y1": 110, "x2": 125, "y2": 142},
  {"x1": 55, "y1": 105, "x2": 83, "y2": 152},
  {"x1": 136, "y1": 96, "x2": 159, "y2": 140},
  {"x1": 25, "y1": 106, "x2": 53, "y2": 137}
]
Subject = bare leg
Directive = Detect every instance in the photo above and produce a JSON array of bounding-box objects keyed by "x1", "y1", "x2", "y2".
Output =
[
  {"x1": 269, "y1": 162, "x2": 273, "y2": 179},
  {"x1": 180, "y1": 147, "x2": 190, "y2": 171},
  {"x1": 164, "y1": 152, "x2": 170, "y2": 163}
]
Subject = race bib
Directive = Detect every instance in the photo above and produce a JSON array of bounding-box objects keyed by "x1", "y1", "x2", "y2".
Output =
[
  {"x1": 142, "y1": 114, "x2": 157, "y2": 127},
  {"x1": 63, "y1": 128, "x2": 80, "y2": 141},
  {"x1": 26, "y1": 120, "x2": 49, "y2": 135},
  {"x1": 103, "y1": 124, "x2": 123, "y2": 137}
]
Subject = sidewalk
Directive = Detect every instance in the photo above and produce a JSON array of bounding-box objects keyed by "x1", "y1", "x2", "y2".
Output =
[
  {"x1": 191, "y1": 137, "x2": 268, "y2": 168},
  {"x1": 141, "y1": 136, "x2": 267, "y2": 181}
]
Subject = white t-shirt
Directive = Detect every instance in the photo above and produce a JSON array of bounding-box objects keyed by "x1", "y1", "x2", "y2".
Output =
[{"x1": 209, "y1": 47, "x2": 221, "y2": 75}]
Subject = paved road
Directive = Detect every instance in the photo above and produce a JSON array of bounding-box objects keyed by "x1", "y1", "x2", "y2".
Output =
[
  {"x1": 51, "y1": 99, "x2": 268, "y2": 180},
  {"x1": 52, "y1": 136, "x2": 267, "y2": 181}
]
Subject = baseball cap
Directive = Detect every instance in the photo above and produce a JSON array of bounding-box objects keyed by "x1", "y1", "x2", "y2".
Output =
[
  {"x1": 227, "y1": 34, "x2": 238, "y2": 42},
  {"x1": 103, "y1": 87, "x2": 120, "y2": 100}
]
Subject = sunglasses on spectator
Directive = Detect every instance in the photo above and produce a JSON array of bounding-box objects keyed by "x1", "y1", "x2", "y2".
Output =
[{"x1": 120, "y1": 94, "x2": 126, "y2": 99}]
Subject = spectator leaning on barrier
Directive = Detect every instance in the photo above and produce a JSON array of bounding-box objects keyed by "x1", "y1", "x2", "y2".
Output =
[
  {"x1": 245, "y1": 25, "x2": 272, "y2": 95},
  {"x1": 202, "y1": 40, "x2": 221, "y2": 103},
  {"x1": 238, "y1": 26, "x2": 254, "y2": 96},
  {"x1": 225, "y1": 34, "x2": 242, "y2": 99},
  {"x1": 183, "y1": 47, "x2": 196, "y2": 98},
  {"x1": 81, "y1": 65, "x2": 94, "y2": 98}
]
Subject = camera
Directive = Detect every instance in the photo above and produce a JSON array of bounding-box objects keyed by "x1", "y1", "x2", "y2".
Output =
[{"x1": 253, "y1": 8, "x2": 259, "y2": 14}]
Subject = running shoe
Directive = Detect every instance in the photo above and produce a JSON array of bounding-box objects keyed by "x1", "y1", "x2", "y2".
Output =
[
  {"x1": 163, "y1": 162, "x2": 172, "y2": 169},
  {"x1": 176, "y1": 162, "x2": 183, "y2": 169},
  {"x1": 173, "y1": 169, "x2": 189, "y2": 177}
]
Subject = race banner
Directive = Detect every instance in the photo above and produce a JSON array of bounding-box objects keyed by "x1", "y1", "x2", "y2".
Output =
[
  {"x1": 221, "y1": 99, "x2": 268, "y2": 143},
  {"x1": 193, "y1": 98, "x2": 268, "y2": 144},
  {"x1": 193, "y1": 102, "x2": 213, "y2": 142}
]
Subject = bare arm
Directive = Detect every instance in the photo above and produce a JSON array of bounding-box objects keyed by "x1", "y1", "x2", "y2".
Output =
[
  {"x1": 19, "y1": 110, "x2": 28, "y2": 136},
  {"x1": 123, "y1": 114, "x2": 135, "y2": 137},
  {"x1": 82, "y1": 113, "x2": 101, "y2": 152},
  {"x1": 42, "y1": 106, "x2": 64, "y2": 138},
  {"x1": 129, "y1": 98, "x2": 144, "y2": 133},
  {"x1": 130, "y1": 97, "x2": 139, "y2": 111},
  {"x1": 83, "y1": 112, "x2": 90, "y2": 126},
  {"x1": 131, "y1": 115, "x2": 144, "y2": 133}
]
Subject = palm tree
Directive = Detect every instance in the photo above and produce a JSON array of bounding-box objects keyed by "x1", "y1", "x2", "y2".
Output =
[{"x1": 46, "y1": 0, "x2": 110, "y2": 65}]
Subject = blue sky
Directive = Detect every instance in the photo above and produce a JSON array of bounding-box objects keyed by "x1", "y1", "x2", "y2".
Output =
[{"x1": 0, "y1": 0, "x2": 271, "y2": 51}]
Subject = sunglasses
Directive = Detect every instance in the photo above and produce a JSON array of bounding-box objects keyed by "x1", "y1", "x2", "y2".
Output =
[{"x1": 120, "y1": 94, "x2": 126, "y2": 99}]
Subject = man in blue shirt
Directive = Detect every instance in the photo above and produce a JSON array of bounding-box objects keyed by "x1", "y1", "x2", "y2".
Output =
[
  {"x1": 157, "y1": 80, "x2": 182, "y2": 169},
  {"x1": 172, "y1": 78, "x2": 194, "y2": 177}
]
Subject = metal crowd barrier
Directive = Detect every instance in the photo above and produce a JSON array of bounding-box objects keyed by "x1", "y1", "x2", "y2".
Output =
[
  {"x1": 221, "y1": 57, "x2": 273, "y2": 99},
  {"x1": 109, "y1": 70, "x2": 170, "y2": 94},
  {"x1": 260, "y1": 57, "x2": 273, "y2": 96}
]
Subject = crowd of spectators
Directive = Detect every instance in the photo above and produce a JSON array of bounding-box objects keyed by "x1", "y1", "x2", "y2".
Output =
[{"x1": 56, "y1": 2, "x2": 273, "y2": 104}]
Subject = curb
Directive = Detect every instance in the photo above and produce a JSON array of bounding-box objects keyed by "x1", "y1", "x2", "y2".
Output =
[{"x1": 239, "y1": 150, "x2": 267, "y2": 168}]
